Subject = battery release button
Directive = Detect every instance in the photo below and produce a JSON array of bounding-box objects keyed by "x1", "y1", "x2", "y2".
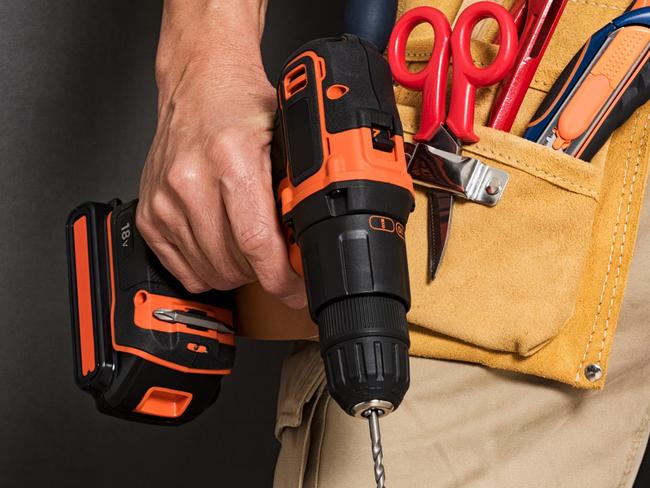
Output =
[{"x1": 133, "y1": 387, "x2": 193, "y2": 418}]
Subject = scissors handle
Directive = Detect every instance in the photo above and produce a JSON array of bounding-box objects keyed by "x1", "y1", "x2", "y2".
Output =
[
  {"x1": 388, "y1": 2, "x2": 518, "y2": 143},
  {"x1": 388, "y1": 7, "x2": 452, "y2": 142},
  {"x1": 447, "y1": 2, "x2": 518, "y2": 142}
]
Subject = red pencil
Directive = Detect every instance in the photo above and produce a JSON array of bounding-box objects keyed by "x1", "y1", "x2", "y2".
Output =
[{"x1": 488, "y1": 0, "x2": 569, "y2": 131}]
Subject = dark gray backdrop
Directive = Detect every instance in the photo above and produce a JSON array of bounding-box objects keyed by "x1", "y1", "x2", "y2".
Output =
[
  {"x1": 1, "y1": 1, "x2": 648, "y2": 487},
  {"x1": 0, "y1": 1, "x2": 341, "y2": 486}
]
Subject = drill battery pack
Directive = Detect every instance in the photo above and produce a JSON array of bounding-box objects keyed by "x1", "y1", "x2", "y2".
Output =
[{"x1": 66, "y1": 199, "x2": 236, "y2": 425}]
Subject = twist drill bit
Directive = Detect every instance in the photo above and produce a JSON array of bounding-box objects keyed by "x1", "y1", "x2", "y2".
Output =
[{"x1": 366, "y1": 409, "x2": 386, "y2": 488}]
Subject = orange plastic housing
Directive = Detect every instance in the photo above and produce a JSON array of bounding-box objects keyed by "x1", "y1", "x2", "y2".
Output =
[{"x1": 554, "y1": 26, "x2": 650, "y2": 154}]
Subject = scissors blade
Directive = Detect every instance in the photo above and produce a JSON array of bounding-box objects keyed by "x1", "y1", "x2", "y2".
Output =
[
  {"x1": 427, "y1": 191, "x2": 453, "y2": 281},
  {"x1": 425, "y1": 126, "x2": 457, "y2": 280},
  {"x1": 429, "y1": 125, "x2": 461, "y2": 154}
]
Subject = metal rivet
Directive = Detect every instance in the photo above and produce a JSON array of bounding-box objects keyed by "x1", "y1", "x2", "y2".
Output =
[
  {"x1": 485, "y1": 177, "x2": 502, "y2": 196},
  {"x1": 584, "y1": 363, "x2": 602, "y2": 382}
]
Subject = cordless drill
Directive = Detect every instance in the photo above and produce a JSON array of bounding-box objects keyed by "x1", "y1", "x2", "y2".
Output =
[{"x1": 273, "y1": 35, "x2": 415, "y2": 485}]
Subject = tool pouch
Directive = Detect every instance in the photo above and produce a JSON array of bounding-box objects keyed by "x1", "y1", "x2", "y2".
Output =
[
  {"x1": 397, "y1": 0, "x2": 650, "y2": 388},
  {"x1": 66, "y1": 199, "x2": 236, "y2": 423}
]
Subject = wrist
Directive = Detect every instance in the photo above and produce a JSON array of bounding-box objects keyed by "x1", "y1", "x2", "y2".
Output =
[
  {"x1": 157, "y1": 0, "x2": 268, "y2": 84},
  {"x1": 162, "y1": 0, "x2": 267, "y2": 38}
]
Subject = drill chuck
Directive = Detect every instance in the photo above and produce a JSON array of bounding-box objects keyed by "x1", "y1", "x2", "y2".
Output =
[
  {"x1": 292, "y1": 180, "x2": 413, "y2": 416},
  {"x1": 318, "y1": 295, "x2": 410, "y2": 415}
]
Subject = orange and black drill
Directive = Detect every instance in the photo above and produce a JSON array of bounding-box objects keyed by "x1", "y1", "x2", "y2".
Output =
[
  {"x1": 273, "y1": 35, "x2": 415, "y2": 485},
  {"x1": 66, "y1": 33, "x2": 414, "y2": 486}
]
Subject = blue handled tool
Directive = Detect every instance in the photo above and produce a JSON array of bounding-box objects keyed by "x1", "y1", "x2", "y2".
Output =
[{"x1": 524, "y1": 7, "x2": 650, "y2": 161}]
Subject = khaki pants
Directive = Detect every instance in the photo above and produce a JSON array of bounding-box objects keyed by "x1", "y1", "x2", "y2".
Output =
[{"x1": 273, "y1": 197, "x2": 650, "y2": 487}]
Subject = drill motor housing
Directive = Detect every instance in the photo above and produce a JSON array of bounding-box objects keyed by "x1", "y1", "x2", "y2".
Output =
[{"x1": 273, "y1": 35, "x2": 415, "y2": 415}]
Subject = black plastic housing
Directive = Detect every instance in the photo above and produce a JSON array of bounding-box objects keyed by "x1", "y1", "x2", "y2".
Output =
[
  {"x1": 294, "y1": 181, "x2": 413, "y2": 315},
  {"x1": 274, "y1": 34, "x2": 403, "y2": 188},
  {"x1": 292, "y1": 180, "x2": 412, "y2": 415},
  {"x1": 319, "y1": 296, "x2": 410, "y2": 412}
]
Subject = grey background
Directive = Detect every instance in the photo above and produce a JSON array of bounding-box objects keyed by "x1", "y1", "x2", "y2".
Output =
[
  {"x1": 0, "y1": 1, "x2": 341, "y2": 486},
  {"x1": 0, "y1": 1, "x2": 648, "y2": 487}
]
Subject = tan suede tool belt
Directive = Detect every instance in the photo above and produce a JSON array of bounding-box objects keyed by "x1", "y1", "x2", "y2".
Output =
[
  {"x1": 236, "y1": 0, "x2": 650, "y2": 391},
  {"x1": 397, "y1": 0, "x2": 650, "y2": 389}
]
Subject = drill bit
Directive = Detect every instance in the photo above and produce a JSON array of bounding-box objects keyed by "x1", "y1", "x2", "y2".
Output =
[
  {"x1": 153, "y1": 308, "x2": 234, "y2": 334},
  {"x1": 366, "y1": 408, "x2": 386, "y2": 488}
]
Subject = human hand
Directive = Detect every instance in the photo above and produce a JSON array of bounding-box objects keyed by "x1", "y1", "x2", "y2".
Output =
[{"x1": 137, "y1": 0, "x2": 306, "y2": 309}]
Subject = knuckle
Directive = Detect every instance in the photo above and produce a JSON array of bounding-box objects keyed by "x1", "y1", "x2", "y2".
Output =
[
  {"x1": 236, "y1": 224, "x2": 273, "y2": 257},
  {"x1": 135, "y1": 206, "x2": 149, "y2": 231},
  {"x1": 204, "y1": 128, "x2": 244, "y2": 163},
  {"x1": 207, "y1": 126, "x2": 239, "y2": 150},
  {"x1": 149, "y1": 191, "x2": 173, "y2": 224},
  {"x1": 154, "y1": 55, "x2": 170, "y2": 86},
  {"x1": 135, "y1": 208, "x2": 158, "y2": 243},
  {"x1": 206, "y1": 262, "x2": 250, "y2": 291},
  {"x1": 182, "y1": 279, "x2": 210, "y2": 294},
  {"x1": 165, "y1": 159, "x2": 200, "y2": 196}
]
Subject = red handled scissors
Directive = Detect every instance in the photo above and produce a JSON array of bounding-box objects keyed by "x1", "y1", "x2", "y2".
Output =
[{"x1": 388, "y1": 2, "x2": 518, "y2": 143}]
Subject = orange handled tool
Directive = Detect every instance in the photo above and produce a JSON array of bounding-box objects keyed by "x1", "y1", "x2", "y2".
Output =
[{"x1": 525, "y1": 6, "x2": 650, "y2": 160}]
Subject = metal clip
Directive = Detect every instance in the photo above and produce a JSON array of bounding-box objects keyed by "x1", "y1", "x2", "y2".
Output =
[{"x1": 407, "y1": 143, "x2": 509, "y2": 206}]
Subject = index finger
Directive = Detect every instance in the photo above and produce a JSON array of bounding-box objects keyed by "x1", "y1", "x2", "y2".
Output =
[{"x1": 221, "y1": 153, "x2": 306, "y2": 308}]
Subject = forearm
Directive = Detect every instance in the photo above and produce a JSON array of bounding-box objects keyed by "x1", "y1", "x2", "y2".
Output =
[{"x1": 156, "y1": 0, "x2": 269, "y2": 96}]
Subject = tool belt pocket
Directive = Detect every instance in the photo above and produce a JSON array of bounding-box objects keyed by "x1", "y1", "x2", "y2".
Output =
[
  {"x1": 405, "y1": 123, "x2": 603, "y2": 356},
  {"x1": 398, "y1": 90, "x2": 650, "y2": 388}
]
